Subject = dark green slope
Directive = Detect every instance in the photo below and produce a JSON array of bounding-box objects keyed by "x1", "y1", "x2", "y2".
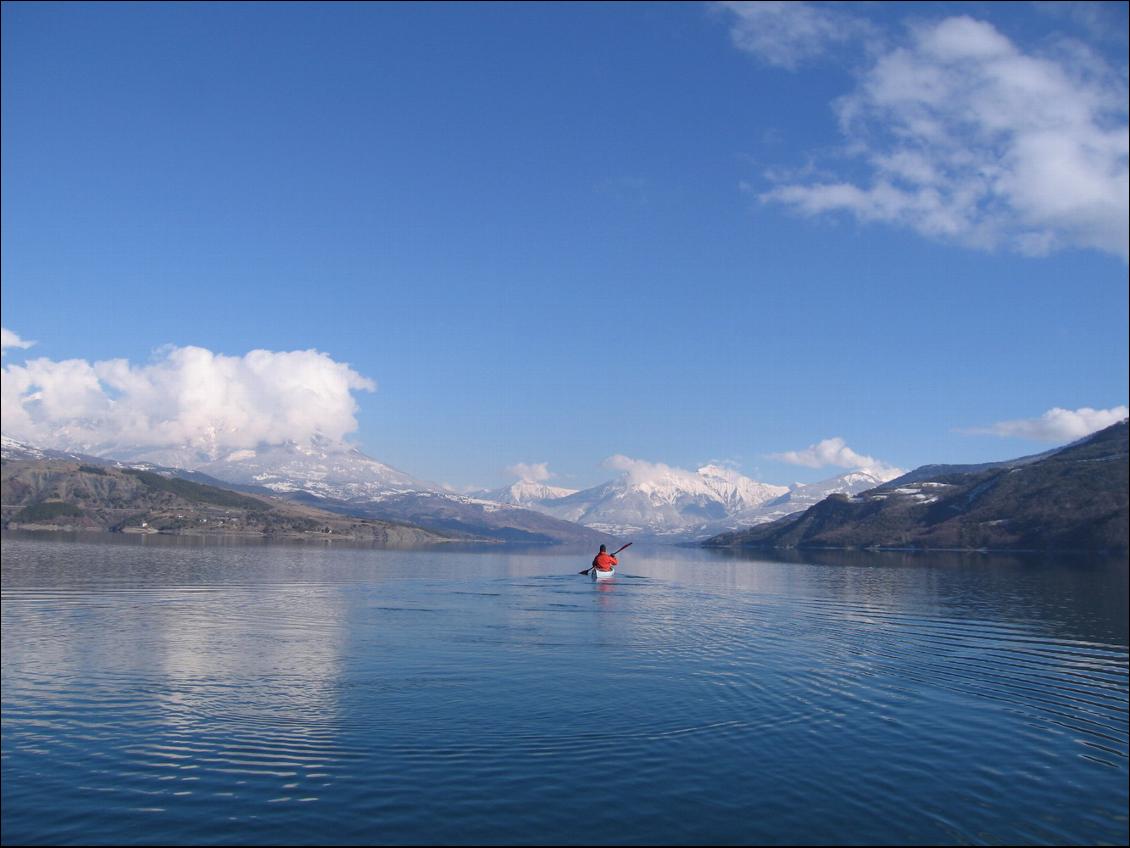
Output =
[{"x1": 704, "y1": 420, "x2": 1128, "y2": 552}]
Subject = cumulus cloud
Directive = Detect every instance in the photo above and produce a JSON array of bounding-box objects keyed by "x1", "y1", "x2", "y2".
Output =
[
  {"x1": 744, "y1": 12, "x2": 1129, "y2": 259},
  {"x1": 966, "y1": 405, "x2": 1128, "y2": 442},
  {"x1": 716, "y1": 1, "x2": 877, "y2": 70},
  {"x1": 602, "y1": 454, "x2": 710, "y2": 487},
  {"x1": 505, "y1": 462, "x2": 554, "y2": 482},
  {"x1": 1, "y1": 327, "x2": 35, "y2": 355},
  {"x1": 768, "y1": 437, "x2": 891, "y2": 471},
  {"x1": 1, "y1": 344, "x2": 376, "y2": 458}
]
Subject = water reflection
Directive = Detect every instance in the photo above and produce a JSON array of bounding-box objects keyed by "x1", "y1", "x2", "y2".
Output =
[{"x1": 2, "y1": 534, "x2": 1126, "y2": 845}]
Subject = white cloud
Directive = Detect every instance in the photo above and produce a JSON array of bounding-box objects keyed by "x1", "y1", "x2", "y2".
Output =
[
  {"x1": 441, "y1": 482, "x2": 483, "y2": 495},
  {"x1": 1, "y1": 344, "x2": 376, "y2": 457},
  {"x1": 752, "y1": 14, "x2": 1129, "y2": 259},
  {"x1": 602, "y1": 454, "x2": 707, "y2": 487},
  {"x1": 1, "y1": 328, "x2": 35, "y2": 355},
  {"x1": 768, "y1": 436, "x2": 891, "y2": 471},
  {"x1": 505, "y1": 461, "x2": 553, "y2": 482},
  {"x1": 968, "y1": 405, "x2": 1128, "y2": 442},
  {"x1": 716, "y1": 1, "x2": 877, "y2": 70}
]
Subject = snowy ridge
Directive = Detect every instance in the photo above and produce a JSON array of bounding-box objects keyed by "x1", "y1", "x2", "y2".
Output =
[
  {"x1": 1, "y1": 433, "x2": 100, "y2": 463},
  {"x1": 2, "y1": 432, "x2": 605, "y2": 544},
  {"x1": 1, "y1": 434, "x2": 45, "y2": 459},
  {"x1": 4, "y1": 430, "x2": 903, "y2": 543},
  {"x1": 102, "y1": 437, "x2": 431, "y2": 500},
  {"x1": 1, "y1": 430, "x2": 429, "y2": 500},
  {"x1": 697, "y1": 464, "x2": 791, "y2": 509},
  {"x1": 502, "y1": 464, "x2": 791, "y2": 540},
  {"x1": 477, "y1": 480, "x2": 579, "y2": 506},
  {"x1": 475, "y1": 463, "x2": 905, "y2": 540},
  {"x1": 713, "y1": 466, "x2": 905, "y2": 534}
]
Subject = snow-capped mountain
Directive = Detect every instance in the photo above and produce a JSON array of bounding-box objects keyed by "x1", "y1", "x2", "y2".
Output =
[
  {"x1": 1, "y1": 432, "x2": 606, "y2": 545},
  {"x1": 3, "y1": 429, "x2": 901, "y2": 545},
  {"x1": 483, "y1": 463, "x2": 904, "y2": 541},
  {"x1": 312, "y1": 489, "x2": 606, "y2": 545},
  {"x1": 1, "y1": 434, "x2": 101, "y2": 463},
  {"x1": 713, "y1": 466, "x2": 904, "y2": 533},
  {"x1": 476, "y1": 480, "x2": 578, "y2": 506},
  {"x1": 104, "y1": 437, "x2": 430, "y2": 500},
  {"x1": 163, "y1": 445, "x2": 604, "y2": 544},
  {"x1": 697, "y1": 464, "x2": 791, "y2": 511},
  {"x1": 523, "y1": 465, "x2": 790, "y2": 540},
  {"x1": 1, "y1": 434, "x2": 48, "y2": 460},
  {"x1": 703, "y1": 421, "x2": 1129, "y2": 552},
  {"x1": 3, "y1": 430, "x2": 428, "y2": 500}
]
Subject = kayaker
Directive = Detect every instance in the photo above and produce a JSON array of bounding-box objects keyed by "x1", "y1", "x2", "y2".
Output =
[{"x1": 591, "y1": 544, "x2": 618, "y2": 573}]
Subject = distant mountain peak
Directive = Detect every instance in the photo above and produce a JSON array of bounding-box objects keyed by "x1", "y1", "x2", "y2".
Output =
[
  {"x1": 33, "y1": 437, "x2": 435, "y2": 500},
  {"x1": 511, "y1": 463, "x2": 791, "y2": 540},
  {"x1": 478, "y1": 479, "x2": 579, "y2": 506},
  {"x1": 1, "y1": 433, "x2": 100, "y2": 463}
]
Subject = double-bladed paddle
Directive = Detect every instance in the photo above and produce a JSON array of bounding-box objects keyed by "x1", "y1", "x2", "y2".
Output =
[{"x1": 579, "y1": 542, "x2": 632, "y2": 575}]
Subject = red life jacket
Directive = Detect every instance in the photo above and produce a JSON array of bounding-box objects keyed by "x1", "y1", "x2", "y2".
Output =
[{"x1": 592, "y1": 552, "x2": 618, "y2": 571}]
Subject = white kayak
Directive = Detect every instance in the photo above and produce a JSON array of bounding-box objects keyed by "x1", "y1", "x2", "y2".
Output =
[{"x1": 591, "y1": 567, "x2": 615, "y2": 581}]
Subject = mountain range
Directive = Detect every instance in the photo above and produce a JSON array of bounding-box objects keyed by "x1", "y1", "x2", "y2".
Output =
[
  {"x1": 703, "y1": 420, "x2": 1129, "y2": 552},
  {"x1": 104, "y1": 437, "x2": 429, "y2": 498},
  {"x1": 475, "y1": 480, "x2": 579, "y2": 506},
  {"x1": 1, "y1": 433, "x2": 895, "y2": 542},
  {"x1": 0, "y1": 435, "x2": 605, "y2": 545},
  {"x1": 485, "y1": 464, "x2": 900, "y2": 541},
  {"x1": 6, "y1": 422, "x2": 1125, "y2": 550},
  {"x1": 1, "y1": 457, "x2": 455, "y2": 545}
]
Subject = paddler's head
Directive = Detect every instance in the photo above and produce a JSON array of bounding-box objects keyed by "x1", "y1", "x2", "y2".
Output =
[{"x1": 599, "y1": 544, "x2": 607, "y2": 552}]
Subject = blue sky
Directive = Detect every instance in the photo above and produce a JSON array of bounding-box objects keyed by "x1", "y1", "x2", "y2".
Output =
[{"x1": 2, "y1": 1, "x2": 1127, "y2": 490}]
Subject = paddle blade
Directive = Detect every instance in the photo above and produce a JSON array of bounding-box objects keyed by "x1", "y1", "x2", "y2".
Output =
[{"x1": 612, "y1": 542, "x2": 633, "y2": 555}]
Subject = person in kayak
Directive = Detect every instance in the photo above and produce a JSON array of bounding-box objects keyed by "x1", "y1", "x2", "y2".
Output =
[{"x1": 591, "y1": 544, "x2": 618, "y2": 573}]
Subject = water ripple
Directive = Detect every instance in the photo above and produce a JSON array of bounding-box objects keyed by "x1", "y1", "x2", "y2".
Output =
[{"x1": 2, "y1": 537, "x2": 1126, "y2": 845}]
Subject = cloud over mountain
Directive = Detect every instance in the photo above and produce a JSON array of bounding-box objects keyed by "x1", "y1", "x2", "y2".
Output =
[
  {"x1": 1, "y1": 342, "x2": 376, "y2": 458},
  {"x1": 505, "y1": 462, "x2": 554, "y2": 483},
  {"x1": 603, "y1": 454, "x2": 707, "y2": 488},
  {"x1": 768, "y1": 437, "x2": 891, "y2": 472},
  {"x1": 968, "y1": 405, "x2": 1129, "y2": 442}
]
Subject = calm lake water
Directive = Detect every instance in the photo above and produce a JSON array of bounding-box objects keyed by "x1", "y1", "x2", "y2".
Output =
[{"x1": 2, "y1": 533, "x2": 1127, "y2": 845}]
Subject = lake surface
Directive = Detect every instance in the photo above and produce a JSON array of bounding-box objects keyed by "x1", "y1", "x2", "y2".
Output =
[{"x1": 2, "y1": 533, "x2": 1127, "y2": 845}]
